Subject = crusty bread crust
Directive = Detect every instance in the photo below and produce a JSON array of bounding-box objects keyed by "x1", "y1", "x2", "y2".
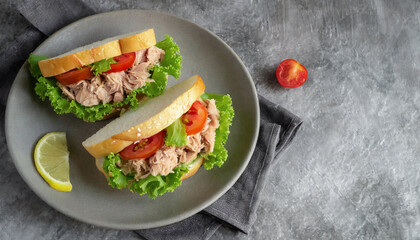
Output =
[
  {"x1": 120, "y1": 30, "x2": 156, "y2": 54},
  {"x1": 83, "y1": 75, "x2": 205, "y2": 158},
  {"x1": 113, "y1": 76, "x2": 205, "y2": 141},
  {"x1": 87, "y1": 138, "x2": 133, "y2": 161},
  {"x1": 38, "y1": 29, "x2": 156, "y2": 77},
  {"x1": 95, "y1": 157, "x2": 108, "y2": 178},
  {"x1": 180, "y1": 157, "x2": 204, "y2": 180}
]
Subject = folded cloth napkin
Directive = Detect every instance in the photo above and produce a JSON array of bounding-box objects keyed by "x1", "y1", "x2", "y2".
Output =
[
  {"x1": 3, "y1": 1, "x2": 303, "y2": 239},
  {"x1": 138, "y1": 96, "x2": 302, "y2": 239}
]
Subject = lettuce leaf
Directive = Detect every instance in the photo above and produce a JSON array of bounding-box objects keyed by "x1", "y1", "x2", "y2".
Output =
[
  {"x1": 102, "y1": 152, "x2": 132, "y2": 189},
  {"x1": 165, "y1": 118, "x2": 188, "y2": 147},
  {"x1": 129, "y1": 164, "x2": 189, "y2": 199},
  {"x1": 90, "y1": 58, "x2": 116, "y2": 75},
  {"x1": 101, "y1": 93, "x2": 234, "y2": 199},
  {"x1": 29, "y1": 35, "x2": 182, "y2": 122},
  {"x1": 136, "y1": 35, "x2": 183, "y2": 98},
  {"x1": 103, "y1": 152, "x2": 189, "y2": 199},
  {"x1": 155, "y1": 35, "x2": 182, "y2": 78},
  {"x1": 28, "y1": 54, "x2": 49, "y2": 78},
  {"x1": 200, "y1": 93, "x2": 235, "y2": 169}
]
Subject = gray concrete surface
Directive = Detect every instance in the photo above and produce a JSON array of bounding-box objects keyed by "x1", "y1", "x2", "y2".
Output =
[{"x1": 1, "y1": 0, "x2": 419, "y2": 239}]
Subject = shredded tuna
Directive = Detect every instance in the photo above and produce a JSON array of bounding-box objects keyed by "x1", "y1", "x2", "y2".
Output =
[
  {"x1": 147, "y1": 46, "x2": 165, "y2": 64},
  {"x1": 132, "y1": 49, "x2": 147, "y2": 66},
  {"x1": 176, "y1": 149, "x2": 199, "y2": 164},
  {"x1": 185, "y1": 134, "x2": 203, "y2": 152},
  {"x1": 175, "y1": 148, "x2": 187, "y2": 163},
  {"x1": 119, "y1": 99, "x2": 220, "y2": 178},
  {"x1": 113, "y1": 92, "x2": 124, "y2": 103},
  {"x1": 104, "y1": 72, "x2": 124, "y2": 94},
  {"x1": 57, "y1": 82, "x2": 75, "y2": 100},
  {"x1": 119, "y1": 158, "x2": 150, "y2": 181},
  {"x1": 201, "y1": 100, "x2": 220, "y2": 153},
  {"x1": 69, "y1": 78, "x2": 100, "y2": 107},
  {"x1": 205, "y1": 99, "x2": 220, "y2": 121},
  {"x1": 124, "y1": 46, "x2": 164, "y2": 93},
  {"x1": 57, "y1": 46, "x2": 165, "y2": 107},
  {"x1": 175, "y1": 133, "x2": 203, "y2": 164},
  {"x1": 149, "y1": 146, "x2": 179, "y2": 176}
]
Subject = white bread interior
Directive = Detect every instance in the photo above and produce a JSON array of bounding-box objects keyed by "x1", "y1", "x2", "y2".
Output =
[
  {"x1": 82, "y1": 75, "x2": 206, "y2": 158},
  {"x1": 38, "y1": 29, "x2": 156, "y2": 77}
]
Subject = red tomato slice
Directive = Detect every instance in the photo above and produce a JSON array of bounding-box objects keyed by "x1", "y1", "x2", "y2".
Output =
[
  {"x1": 105, "y1": 52, "x2": 136, "y2": 73},
  {"x1": 55, "y1": 66, "x2": 93, "y2": 85},
  {"x1": 182, "y1": 101, "x2": 208, "y2": 136},
  {"x1": 119, "y1": 131, "x2": 165, "y2": 160},
  {"x1": 276, "y1": 59, "x2": 308, "y2": 88}
]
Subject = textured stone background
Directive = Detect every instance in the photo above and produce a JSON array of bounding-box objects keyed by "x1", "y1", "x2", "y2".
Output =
[{"x1": 1, "y1": 0, "x2": 420, "y2": 239}]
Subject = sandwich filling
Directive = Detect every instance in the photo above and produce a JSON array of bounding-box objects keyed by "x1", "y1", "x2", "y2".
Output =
[
  {"x1": 29, "y1": 35, "x2": 183, "y2": 122},
  {"x1": 102, "y1": 93, "x2": 234, "y2": 199},
  {"x1": 118, "y1": 99, "x2": 219, "y2": 180},
  {"x1": 57, "y1": 46, "x2": 165, "y2": 107}
]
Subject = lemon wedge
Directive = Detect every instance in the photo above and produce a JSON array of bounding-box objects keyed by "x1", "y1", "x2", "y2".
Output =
[{"x1": 34, "y1": 132, "x2": 72, "y2": 192}]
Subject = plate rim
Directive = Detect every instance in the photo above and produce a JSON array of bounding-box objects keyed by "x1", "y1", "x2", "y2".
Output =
[{"x1": 5, "y1": 9, "x2": 260, "y2": 230}]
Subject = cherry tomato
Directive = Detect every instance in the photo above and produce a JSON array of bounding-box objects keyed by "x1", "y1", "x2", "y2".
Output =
[
  {"x1": 182, "y1": 101, "x2": 208, "y2": 136},
  {"x1": 105, "y1": 52, "x2": 136, "y2": 73},
  {"x1": 276, "y1": 59, "x2": 308, "y2": 88},
  {"x1": 55, "y1": 66, "x2": 93, "y2": 85},
  {"x1": 119, "y1": 131, "x2": 165, "y2": 160}
]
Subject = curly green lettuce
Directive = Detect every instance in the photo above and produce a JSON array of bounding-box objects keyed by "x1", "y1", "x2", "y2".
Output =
[
  {"x1": 29, "y1": 54, "x2": 49, "y2": 78},
  {"x1": 165, "y1": 118, "x2": 188, "y2": 147},
  {"x1": 200, "y1": 93, "x2": 234, "y2": 169},
  {"x1": 29, "y1": 35, "x2": 182, "y2": 122},
  {"x1": 102, "y1": 152, "x2": 132, "y2": 189},
  {"x1": 102, "y1": 93, "x2": 234, "y2": 199},
  {"x1": 90, "y1": 58, "x2": 116, "y2": 76},
  {"x1": 103, "y1": 153, "x2": 189, "y2": 199},
  {"x1": 129, "y1": 164, "x2": 189, "y2": 199}
]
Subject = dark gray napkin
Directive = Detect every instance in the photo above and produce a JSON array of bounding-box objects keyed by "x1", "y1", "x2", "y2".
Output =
[
  {"x1": 138, "y1": 96, "x2": 302, "y2": 239},
  {"x1": 6, "y1": 1, "x2": 302, "y2": 239}
]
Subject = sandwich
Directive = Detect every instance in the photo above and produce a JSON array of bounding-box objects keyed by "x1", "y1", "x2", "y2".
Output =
[
  {"x1": 28, "y1": 29, "x2": 182, "y2": 122},
  {"x1": 82, "y1": 75, "x2": 234, "y2": 199}
]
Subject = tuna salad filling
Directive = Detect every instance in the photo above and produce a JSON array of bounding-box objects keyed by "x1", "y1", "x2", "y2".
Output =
[
  {"x1": 117, "y1": 99, "x2": 220, "y2": 180},
  {"x1": 101, "y1": 93, "x2": 234, "y2": 199},
  {"x1": 57, "y1": 46, "x2": 165, "y2": 107}
]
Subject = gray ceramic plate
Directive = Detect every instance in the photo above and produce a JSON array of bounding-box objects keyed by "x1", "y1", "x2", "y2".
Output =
[{"x1": 6, "y1": 10, "x2": 259, "y2": 230}]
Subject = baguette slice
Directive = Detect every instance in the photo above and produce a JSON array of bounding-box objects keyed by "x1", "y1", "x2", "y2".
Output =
[
  {"x1": 38, "y1": 29, "x2": 156, "y2": 77},
  {"x1": 82, "y1": 75, "x2": 206, "y2": 158}
]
